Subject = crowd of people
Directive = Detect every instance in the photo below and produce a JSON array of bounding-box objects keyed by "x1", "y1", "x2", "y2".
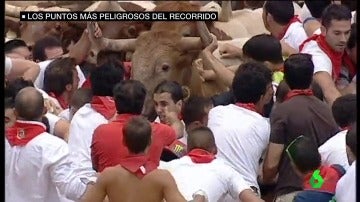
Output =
[{"x1": 4, "y1": 1, "x2": 357, "y2": 202}]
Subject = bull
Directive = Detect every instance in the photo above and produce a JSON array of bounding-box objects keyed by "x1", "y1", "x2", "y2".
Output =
[{"x1": 5, "y1": 1, "x2": 152, "y2": 64}]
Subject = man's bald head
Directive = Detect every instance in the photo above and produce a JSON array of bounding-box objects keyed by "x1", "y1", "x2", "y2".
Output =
[
  {"x1": 187, "y1": 126, "x2": 217, "y2": 154},
  {"x1": 15, "y1": 87, "x2": 44, "y2": 121}
]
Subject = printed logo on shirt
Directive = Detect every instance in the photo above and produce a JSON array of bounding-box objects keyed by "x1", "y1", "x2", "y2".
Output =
[
  {"x1": 173, "y1": 144, "x2": 184, "y2": 153},
  {"x1": 17, "y1": 129, "x2": 26, "y2": 139}
]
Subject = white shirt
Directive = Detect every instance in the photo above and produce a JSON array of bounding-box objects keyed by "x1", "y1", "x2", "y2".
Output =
[
  {"x1": 299, "y1": 3, "x2": 312, "y2": 23},
  {"x1": 67, "y1": 104, "x2": 108, "y2": 177},
  {"x1": 45, "y1": 112, "x2": 62, "y2": 135},
  {"x1": 319, "y1": 130, "x2": 350, "y2": 170},
  {"x1": 34, "y1": 59, "x2": 86, "y2": 90},
  {"x1": 300, "y1": 40, "x2": 332, "y2": 76},
  {"x1": 207, "y1": 104, "x2": 270, "y2": 190},
  {"x1": 335, "y1": 161, "x2": 356, "y2": 202},
  {"x1": 5, "y1": 56, "x2": 12, "y2": 76},
  {"x1": 159, "y1": 157, "x2": 251, "y2": 202},
  {"x1": 58, "y1": 109, "x2": 71, "y2": 121},
  {"x1": 5, "y1": 121, "x2": 87, "y2": 202},
  {"x1": 282, "y1": 21, "x2": 308, "y2": 52}
]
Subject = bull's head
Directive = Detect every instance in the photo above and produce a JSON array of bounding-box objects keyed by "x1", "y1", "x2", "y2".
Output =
[{"x1": 88, "y1": 20, "x2": 214, "y2": 119}]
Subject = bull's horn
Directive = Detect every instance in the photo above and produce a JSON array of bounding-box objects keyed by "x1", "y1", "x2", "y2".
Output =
[
  {"x1": 87, "y1": 22, "x2": 136, "y2": 52},
  {"x1": 196, "y1": 21, "x2": 213, "y2": 47},
  {"x1": 219, "y1": 1, "x2": 232, "y2": 22},
  {"x1": 178, "y1": 37, "x2": 203, "y2": 51},
  {"x1": 5, "y1": 3, "x2": 23, "y2": 18}
]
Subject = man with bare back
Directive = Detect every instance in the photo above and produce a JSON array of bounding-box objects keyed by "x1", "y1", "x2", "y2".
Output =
[{"x1": 81, "y1": 116, "x2": 207, "y2": 202}]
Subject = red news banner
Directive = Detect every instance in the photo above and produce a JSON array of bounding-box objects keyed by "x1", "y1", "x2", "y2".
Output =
[{"x1": 20, "y1": 11, "x2": 218, "y2": 21}]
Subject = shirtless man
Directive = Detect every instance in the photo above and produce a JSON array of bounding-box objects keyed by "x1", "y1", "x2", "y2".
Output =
[{"x1": 81, "y1": 116, "x2": 207, "y2": 202}]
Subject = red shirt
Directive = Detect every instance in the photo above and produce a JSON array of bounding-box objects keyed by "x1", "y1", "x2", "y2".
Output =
[{"x1": 91, "y1": 113, "x2": 176, "y2": 172}]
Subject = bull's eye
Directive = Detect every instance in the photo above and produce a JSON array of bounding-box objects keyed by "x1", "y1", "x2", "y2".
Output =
[{"x1": 162, "y1": 64, "x2": 170, "y2": 72}]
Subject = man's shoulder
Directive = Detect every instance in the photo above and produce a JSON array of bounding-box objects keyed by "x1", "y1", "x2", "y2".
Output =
[
  {"x1": 319, "y1": 130, "x2": 346, "y2": 150},
  {"x1": 27, "y1": 132, "x2": 68, "y2": 151},
  {"x1": 71, "y1": 104, "x2": 107, "y2": 124}
]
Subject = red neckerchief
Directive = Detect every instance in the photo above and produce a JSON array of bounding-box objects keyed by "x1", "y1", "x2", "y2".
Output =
[
  {"x1": 278, "y1": 15, "x2": 301, "y2": 40},
  {"x1": 119, "y1": 155, "x2": 157, "y2": 179},
  {"x1": 235, "y1": 102, "x2": 263, "y2": 116},
  {"x1": 90, "y1": 96, "x2": 116, "y2": 120},
  {"x1": 48, "y1": 92, "x2": 68, "y2": 109},
  {"x1": 81, "y1": 76, "x2": 91, "y2": 89},
  {"x1": 124, "y1": 62, "x2": 132, "y2": 80},
  {"x1": 284, "y1": 89, "x2": 314, "y2": 101},
  {"x1": 6, "y1": 120, "x2": 46, "y2": 147},
  {"x1": 342, "y1": 52, "x2": 356, "y2": 79},
  {"x1": 303, "y1": 166, "x2": 344, "y2": 194},
  {"x1": 187, "y1": 148, "x2": 215, "y2": 164},
  {"x1": 299, "y1": 34, "x2": 343, "y2": 81}
]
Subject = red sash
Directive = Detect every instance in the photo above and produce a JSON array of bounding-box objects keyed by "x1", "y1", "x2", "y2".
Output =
[
  {"x1": 6, "y1": 120, "x2": 47, "y2": 147},
  {"x1": 48, "y1": 92, "x2": 68, "y2": 110},
  {"x1": 299, "y1": 34, "x2": 343, "y2": 81},
  {"x1": 278, "y1": 15, "x2": 301, "y2": 40},
  {"x1": 235, "y1": 102, "x2": 262, "y2": 116},
  {"x1": 187, "y1": 148, "x2": 215, "y2": 164},
  {"x1": 284, "y1": 89, "x2": 314, "y2": 101},
  {"x1": 119, "y1": 155, "x2": 157, "y2": 179},
  {"x1": 90, "y1": 96, "x2": 116, "y2": 120}
]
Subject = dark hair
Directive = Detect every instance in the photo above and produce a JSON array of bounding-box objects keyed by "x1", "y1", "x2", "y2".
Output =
[
  {"x1": 346, "y1": 123, "x2": 357, "y2": 158},
  {"x1": 90, "y1": 61, "x2": 125, "y2": 96},
  {"x1": 243, "y1": 34, "x2": 283, "y2": 64},
  {"x1": 5, "y1": 97, "x2": 15, "y2": 109},
  {"x1": 153, "y1": 80, "x2": 184, "y2": 103},
  {"x1": 70, "y1": 88, "x2": 93, "y2": 109},
  {"x1": 123, "y1": 116, "x2": 152, "y2": 154},
  {"x1": 43, "y1": 58, "x2": 76, "y2": 96},
  {"x1": 347, "y1": 23, "x2": 357, "y2": 49},
  {"x1": 321, "y1": 4, "x2": 352, "y2": 28},
  {"x1": 5, "y1": 77, "x2": 34, "y2": 100},
  {"x1": 113, "y1": 80, "x2": 147, "y2": 115},
  {"x1": 332, "y1": 94, "x2": 357, "y2": 128},
  {"x1": 284, "y1": 54, "x2": 314, "y2": 90},
  {"x1": 187, "y1": 126, "x2": 216, "y2": 152},
  {"x1": 32, "y1": 36, "x2": 62, "y2": 62},
  {"x1": 232, "y1": 62, "x2": 273, "y2": 103},
  {"x1": 4, "y1": 39, "x2": 28, "y2": 54},
  {"x1": 96, "y1": 50, "x2": 126, "y2": 66},
  {"x1": 287, "y1": 136, "x2": 321, "y2": 173},
  {"x1": 304, "y1": 0, "x2": 331, "y2": 19},
  {"x1": 264, "y1": 1, "x2": 294, "y2": 25},
  {"x1": 15, "y1": 88, "x2": 44, "y2": 121},
  {"x1": 275, "y1": 80, "x2": 290, "y2": 103},
  {"x1": 182, "y1": 96, "x2": 212, "y2": 127}
]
